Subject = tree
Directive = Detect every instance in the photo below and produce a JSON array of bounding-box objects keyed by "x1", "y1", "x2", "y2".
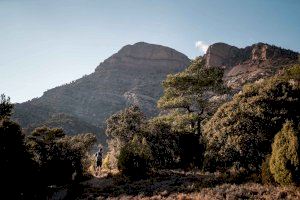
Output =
[
  {"x1": 203, "y1": 65, "x2": 300, "y2": 172},
  {"x1": 269, "y1": 121, "x2": 300, "y2": 186},
  {"x1": 26, "y1": 126, "x2": 96, "y2": 185},
  {"x1": 0, "y1": 94, "x2": 13, "y2": 119},
  {"x1": 155, "y1": 57, "x2": 226, "y2": 168},
  {"x1": 146, "y1": 120, "x2": 179, "y2": 168},
  {"x1": 105, "y1": 106, "x2": 146, "y2": 169},
  {"x1": 157, "y1": 57, "x2": 226, "y2": 134},
  {"x1": 106, "y1": 105, "x2": 145, "y2": 143},
  {"x1": 0, "y1": 95, "x2": 37, "y2": 198}
]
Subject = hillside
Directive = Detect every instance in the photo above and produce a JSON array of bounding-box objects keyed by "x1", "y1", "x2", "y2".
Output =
[
  {"x1": 13, "y1": 42, "x2": 190, "y2": 140},
  {"x1": 204, "y1": 42, "x2": 299, "y2": 90}
]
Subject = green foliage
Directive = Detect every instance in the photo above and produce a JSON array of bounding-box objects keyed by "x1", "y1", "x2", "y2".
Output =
[
  {"x1": 146, "y1": 120, "x2": 179, "y2": 168},
  {"x1": 105, "y1": 105, "x2": 203, "y2": 171},
  {"x1": 27, "y1": 127, "x2": 97, "y2": 185},
  {"x1": 157, "y1": 57, "x2": 226, "y2": 133},
  {"x1": 269, "y1": 121, "x2": 300, "y2": 186},
  {"x1": 0, "y1": 94, "x2": 14, "y2": 119},
  {"x1": 117, "y1": 135, "x2": 152, "y2": 177},
  {"x1": 106, "y1": 105, "x2": 145, "y2": 143},
  {"x1": 105, "y1": 106, "x2": 146, "y2": 169},
  {"x1": 203, "y1": 65, "x2": 300, "y2": 172}
]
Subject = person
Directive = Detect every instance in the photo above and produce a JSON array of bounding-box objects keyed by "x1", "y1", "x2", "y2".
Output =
[{"x1": 95, "y1": 146, "x2": 103, "y2": 174}]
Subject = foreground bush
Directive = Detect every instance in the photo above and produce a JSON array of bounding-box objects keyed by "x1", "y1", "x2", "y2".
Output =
[
  {"x1": 118, "y1": 135, "x2": 152, "y2": 177},
  {"x1": 270, "y1": 121, "x2": 300, "y2": 186},
  {"x1": 27, "y1": 127, "x2": 97, "y2": 185}
]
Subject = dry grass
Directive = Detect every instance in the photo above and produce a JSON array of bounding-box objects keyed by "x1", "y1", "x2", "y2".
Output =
[{"x1": 64, "y1": 170, "x2": 300, "y2": 200}]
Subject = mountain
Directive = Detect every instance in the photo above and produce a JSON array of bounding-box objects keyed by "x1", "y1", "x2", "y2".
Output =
[
  {"x1": 13, "y1": 42, "x2": 190, "y2": 141},
  {"x1": 204, "y1": 42, "x2": 299, "y2": 90},
  {"x1": 13, "y1": 41, "x2": 299, "y2": 144}
]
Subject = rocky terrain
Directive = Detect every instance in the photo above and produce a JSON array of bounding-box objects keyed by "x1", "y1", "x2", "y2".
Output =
[
  {"x1": 204, "y1": 42, "x2": 299, "y2": 90},
  {"x1": 13, "y1": 42, "x2": 190, "y2": 141}
]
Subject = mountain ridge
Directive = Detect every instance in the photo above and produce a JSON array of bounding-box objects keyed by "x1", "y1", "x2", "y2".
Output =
[
  {"x1": 204, "y1": 42, "x2": 299, "y2": 89},
  {"x1": 12, "y1": 41, "x2": 299, "y2": 144},
  {"x1": 13, "y1": 42, "x2": 190, "y2": 142}
]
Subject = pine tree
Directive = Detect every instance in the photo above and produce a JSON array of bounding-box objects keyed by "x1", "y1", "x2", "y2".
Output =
[{"x1": 156, "y1": 57, "x2": 226, "y2": 134}]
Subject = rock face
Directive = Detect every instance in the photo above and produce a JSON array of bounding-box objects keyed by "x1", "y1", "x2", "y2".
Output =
[
  {"x1": 204, "y1": 42, "x2": 299, "y2": 89},
  {"x1": 13, "y1": 42, "x2": 190, "y2": 141}
]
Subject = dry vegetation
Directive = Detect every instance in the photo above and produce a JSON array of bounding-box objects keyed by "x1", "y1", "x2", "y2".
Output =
[{"x1": 58, "y1": 170, "x2": 300, "y2": 200}]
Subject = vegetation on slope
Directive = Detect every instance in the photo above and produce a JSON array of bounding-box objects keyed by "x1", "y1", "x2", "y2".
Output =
[{"x1": 203, "y1": 65, "x2": 300, "y2": 172}]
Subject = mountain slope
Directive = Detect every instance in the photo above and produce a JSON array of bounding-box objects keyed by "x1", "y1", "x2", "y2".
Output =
[
  {"x1": 13, "y1": 42, "x2": 190, "y2": 139},
  {"x1": 204, "y1": 42, "x2": 299, "y2": 90}
]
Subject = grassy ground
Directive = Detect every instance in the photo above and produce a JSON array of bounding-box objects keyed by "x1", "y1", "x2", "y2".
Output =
[{"x1": 61, "y1": 169, "x2": 300, "y2": 200}]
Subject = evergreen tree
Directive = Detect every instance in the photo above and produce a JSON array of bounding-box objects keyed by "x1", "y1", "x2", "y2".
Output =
[
  {"x1": 157, "y1": 57, "x2": 226, "y2": 134},
  {"x1": 0, "y1": 94, "x2": 13, "y2": 119},
  {"x1": 269, "y1": 121, "x2": 300, "y2": 186}
]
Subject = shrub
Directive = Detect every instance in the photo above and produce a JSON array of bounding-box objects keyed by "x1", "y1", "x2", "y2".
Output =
[
  {"x1": 105, "y1": 106, "x2": 146, "y2": 169},
  {"x1": 203, "y1": 65, "x2": 300, "y2": 172},
  {"x1": 117, "y1": 135, "x2": 152, "y2": 177},
  {"x1": 26, "y1": 127, "x2": 97, "y2": 185},
  {"x1": 269, "y1": 121, "x2": 300, "y2": 186},
  {"x1": 102, "y1": 154, "x2": 111, "y2": 170},
  {"x1": 146, "y1": 121, "x2": 179, "y2": 168},
  {"x1": 261, "y1": 155, "x2": 274, "y2": 184}
]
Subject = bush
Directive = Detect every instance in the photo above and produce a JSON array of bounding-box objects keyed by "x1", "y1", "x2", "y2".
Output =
[
  {"x1": 26, "y1": 127, "x2": 97, "y2": 185},
  {"x1": 117, "y1": 135, "x2": 152, "y2": 177},
  {"x1": 203, "y1": 65, "x2": 300, "y2": 172},
  {"x1": 261, "y1": 155, "x2": 274, "y2": 184},
  {"x1": 269, "y1": 121, "x2": 300, "y2": 186},
  {"x1": 146, "y1": 121, "x2": 179, "y2": 168},
  {"x1": 105, "y1": 106, "x2": 146, "y2": 169}
]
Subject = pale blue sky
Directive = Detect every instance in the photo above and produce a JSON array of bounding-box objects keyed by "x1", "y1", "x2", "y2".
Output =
[{"x1": 1, "y1": 0, "x2": 299, "y2": 103}]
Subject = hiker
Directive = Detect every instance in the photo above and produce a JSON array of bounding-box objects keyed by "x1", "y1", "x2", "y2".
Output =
[{"x1": 95, "y1": 146, "x2": 103, "y2": 173}]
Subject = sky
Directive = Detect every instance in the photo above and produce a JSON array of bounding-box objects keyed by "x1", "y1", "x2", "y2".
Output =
[{"x1": 1, "y1": 0, "x2": 299, "y2": 103}]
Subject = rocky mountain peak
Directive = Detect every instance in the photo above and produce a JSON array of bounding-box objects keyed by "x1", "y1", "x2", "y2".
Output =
[
  {"x1": 95, "y1": 42, "x2": 190, "y2": 71},
  {"x1": 204, "y1": 42, "x2": 298, "y2": 69},
  {"x1": 204, "y1": 42, "x2": 240, "y2": 68},
  {"x1": 204, "y1": 42, "x2": 299, "y2": 89},
  {"x1": 13, "y1": 42, "x2": 190, "y2": 143}
]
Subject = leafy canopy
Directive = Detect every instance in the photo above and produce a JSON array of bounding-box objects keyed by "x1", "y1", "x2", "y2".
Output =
[{"x1": 156, "y1": 57, "x2": 226, "y2": 132}]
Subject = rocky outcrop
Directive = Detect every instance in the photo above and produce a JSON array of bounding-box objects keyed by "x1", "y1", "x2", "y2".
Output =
[
  {"x1": 204, "y1": 42, "x2": 299, "y2": 89},
  {"x1": 13, "y1": 42, "x2": 190, "y2": 141},
  {"x1": 204, "y1": 43, "x2": 241, "y2": 68}
]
